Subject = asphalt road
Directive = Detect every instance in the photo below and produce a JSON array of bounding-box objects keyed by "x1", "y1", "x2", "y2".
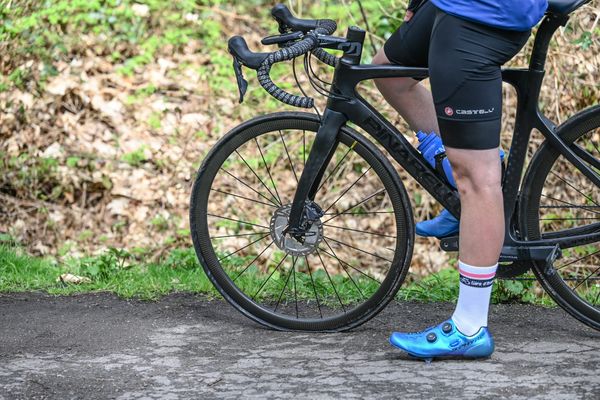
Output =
[{"x1": 0, "y1": 292, "x2": 598, "y2": 399}]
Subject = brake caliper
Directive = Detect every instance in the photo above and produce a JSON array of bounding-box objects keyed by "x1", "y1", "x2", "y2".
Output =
[{"x1": 286, "y1": 200, "x2": 325, "y2": 244}]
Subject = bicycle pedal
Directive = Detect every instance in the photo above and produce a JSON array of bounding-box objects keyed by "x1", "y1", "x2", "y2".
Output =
[{"x1": 439, "y1": 236, "x2": 459, "y2": 252}]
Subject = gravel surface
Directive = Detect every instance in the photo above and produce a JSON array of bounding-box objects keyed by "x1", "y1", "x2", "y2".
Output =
[{"x1": 0, "y1": 292, "x2": 598, "y2": 399}]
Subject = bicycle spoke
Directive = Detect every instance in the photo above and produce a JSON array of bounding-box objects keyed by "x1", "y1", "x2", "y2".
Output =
[
  {"x1": 318, "y1": 246, "x2": 382, "y2": 284},
  {"x1": 561, "y1": 277, "x2": 600, "y2": 281},
  {"x1": 324, "y1": 210, "x2": 394, "y2": 216},
  {"x1": 207, "y1": 214, "x2": 270, "y2": 230},
  {"x1": 255, "y1": 138, "x2": 283, "y2": 205},
  {"x1": 292, "y1": 256, "x2": 299, "y2": 318},
  {"x1": 323, "y1": 188, "x2": 387, "y2": 223},
  {"x1": 572, "y1": 265, "x2": 600, "y2": 291},
  {"x1": 540, "y1": 217, "x2": 600, "y2": 221},
  {"x1": 274, "y1": 258, "x2": 295, "y2": 312},
  {"x1": 279, "y1": 130, "x2": 298, "y2": 184},
  {"x1": 324, "y1": 239, "x2": 366, "y2": 300},
  {"x1": 212, "y1": 231, "x2": 270, "y2": 239},
  {"x1": 220, "y1": 168, "x2": 280, "y2": 207},
  {"x1": 323, "y1": 223, "x2": 396, "y2": 238},
  {"x1": 557, "y1": 249, "x2": 600, "y2": 271},
  {"x1": 540, "y1": 205, "x2": 600, "y2": 210},
  {"x1": 549, "y1": 170, "x2": 599, "y2": 208},
  {"x1": 253, "y1": 253, "x2": 288, "y2": 300},
  {"x1": 540, "y1": 193, "x2": 600, "y2": 215},
  {"x1": 218, "y1": 233, "x2": 271, "y2": 262},
  {"x1": 232, "y1": 240, "x2": 275, "y2": 282},
  {"x1": 305, "y1": 257, "x2": 323, "y2": 318},
  {"x1": 323, "y1": 167, "x2": 372, "y2": 214},
  {"x1": 316, "y1": 142, "x2": 356, "y2": 193},
  {"x1": 315, "y1": 249, "x2": 346, "y2": 312},
  {"x1": 211, "y1": 189, "x2": 278, "y2": 208},
  {"x1": 235, "y1": 149, "x2": 281, "y2": 206},
  {"x1": 324, "y1": 235, "x2": 393, "y2": 263}
]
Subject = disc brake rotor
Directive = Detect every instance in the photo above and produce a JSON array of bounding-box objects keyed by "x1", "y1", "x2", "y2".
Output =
[{"x1": 269, "y1": 204, "x2": 323, "y2": 256}]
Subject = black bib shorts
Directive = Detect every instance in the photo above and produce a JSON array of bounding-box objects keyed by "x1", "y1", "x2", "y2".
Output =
[{"x1": 383, "y1": 1, "x2": 530, "y2": 150}]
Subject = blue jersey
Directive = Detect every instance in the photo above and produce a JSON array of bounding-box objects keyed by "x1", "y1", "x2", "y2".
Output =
[{"x1": 430, "y1": 0, "x2": 548, "y2": 31}]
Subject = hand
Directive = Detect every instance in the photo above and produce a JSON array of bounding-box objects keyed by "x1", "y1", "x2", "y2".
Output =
[{"x1": 404, "y1": 10, "x2": 414, "y2": 22}]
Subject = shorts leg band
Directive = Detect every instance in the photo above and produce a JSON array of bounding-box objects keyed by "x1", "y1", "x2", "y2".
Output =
[{"x1": 438, "y1": 118, "x2": 501, "y2": 150}]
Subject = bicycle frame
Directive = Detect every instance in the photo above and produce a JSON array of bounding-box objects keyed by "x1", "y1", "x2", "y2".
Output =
[{"x1": 287, "y1": 12, "x2": 600, "y2": 263}]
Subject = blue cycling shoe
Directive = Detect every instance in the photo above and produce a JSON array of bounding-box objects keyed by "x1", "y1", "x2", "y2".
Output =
[
  {"x1": 415, "y1": 209, "x2": 459, "y2": 238},
  {"x1": 389, "y1": 319, "x2": 494, "y2": 361}
]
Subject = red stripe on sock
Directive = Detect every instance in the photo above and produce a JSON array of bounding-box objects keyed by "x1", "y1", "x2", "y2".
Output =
[{"x1": 459, "y1": 269, "x2": 496, "y2": 280}]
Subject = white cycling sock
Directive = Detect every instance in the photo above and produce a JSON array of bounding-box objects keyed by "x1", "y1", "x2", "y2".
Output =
[{"x1": 451, "y1": 260, "x2": 498, "y2": 336}]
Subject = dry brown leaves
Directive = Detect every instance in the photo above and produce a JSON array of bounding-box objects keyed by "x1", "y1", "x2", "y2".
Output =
[{"x1": 0, "y1": 4, "x2": 598, "y2": 277}]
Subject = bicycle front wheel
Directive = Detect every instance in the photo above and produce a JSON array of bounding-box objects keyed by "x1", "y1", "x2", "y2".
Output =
[
  {"x1": 190, "y1": 112, "x2": 414, "y2": 331},
  {"x1": 520, "y1": 105, "x2": 600, "y2": 330}
]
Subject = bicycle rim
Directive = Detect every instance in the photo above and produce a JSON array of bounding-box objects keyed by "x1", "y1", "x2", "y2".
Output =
[{"x1": 190, "y1": 112, "x2": 413, "y2": 331}]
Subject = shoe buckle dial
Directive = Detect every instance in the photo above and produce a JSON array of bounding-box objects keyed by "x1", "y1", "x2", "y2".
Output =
[
  {"x1": 442, "y1": 322, "x2": 453, "y2": 334},
  {"x1": 426, "y1": 332, "x2": 437, "y2": 343}
]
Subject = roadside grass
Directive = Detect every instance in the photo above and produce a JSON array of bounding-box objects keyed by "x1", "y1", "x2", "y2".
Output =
[
  {"x1": 400, "y1": 267, "x2": 556, "y2": 306},
  {"x1": 0, "y1": 245, "x2": 216, "y2": 300},
  {"x1": 0, "y1": 245, "x2": 554, "y2": 305}
]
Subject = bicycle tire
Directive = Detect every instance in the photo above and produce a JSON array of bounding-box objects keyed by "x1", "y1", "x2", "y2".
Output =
[
  {"x1": 190, "y1": 112, "x2": 414, "y2": 331},
  {"x1": 519, "y1": 105, "x2": 600, "y2": 330}
]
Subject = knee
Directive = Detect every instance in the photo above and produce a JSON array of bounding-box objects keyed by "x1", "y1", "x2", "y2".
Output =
[
  {"x1": 452, "y1": 164, "x2": 501, "y2": 198},
  {"x1": 446, "y1": 148, "x2": 503, "y2": 198}
]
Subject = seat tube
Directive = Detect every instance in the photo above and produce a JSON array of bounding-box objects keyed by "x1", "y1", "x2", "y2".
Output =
[{"x1": 287, "y1": 109, "x2": 347, "y2": 231}]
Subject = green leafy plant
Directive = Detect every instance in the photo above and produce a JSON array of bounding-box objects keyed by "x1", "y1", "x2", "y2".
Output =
[
  {"x1": 80, "y1": 248, "x2": 132, "y2": 281},
  {"x1": 121, "y1": 146, "x2": 149, "y2": 166}
]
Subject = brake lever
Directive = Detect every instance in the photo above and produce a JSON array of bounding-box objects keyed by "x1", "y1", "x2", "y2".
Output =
[
  {"x1": 262, "y1": 31, "x2": 304, "y2": 46},
  {"x1": 232, "y1": 57, "x2": 248, "y2": 104}
]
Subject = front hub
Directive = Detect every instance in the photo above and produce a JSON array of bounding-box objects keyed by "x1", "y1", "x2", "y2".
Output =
[{"x1": 269, "y1": 204, "x2": 323, "y2": 256}]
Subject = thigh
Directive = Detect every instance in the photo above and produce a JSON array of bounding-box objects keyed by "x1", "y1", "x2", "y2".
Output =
[
  {"x1": 428, "y1": 11, "x2": 530, "y2": 150},
  {"x1": 383, "y1": 0, "x2": 436, "y2": 67}
]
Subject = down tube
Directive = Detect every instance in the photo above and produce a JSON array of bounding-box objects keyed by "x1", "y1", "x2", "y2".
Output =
[{"x1": 332, "y1": 96, "x2": 462, "y2": 216}]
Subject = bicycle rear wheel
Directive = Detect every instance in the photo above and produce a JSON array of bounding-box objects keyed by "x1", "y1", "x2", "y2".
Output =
[
  {"x1": 520, "y1": 105, "x2": 600, "y2": 330},
  {"x1": 190, "y1": 112, "x2": 414, "y2": 331}
]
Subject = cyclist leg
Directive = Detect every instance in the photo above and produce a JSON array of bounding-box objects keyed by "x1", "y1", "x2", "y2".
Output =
[
  {"x1": 390, "y1": 8, "x2": 530, "y2": 360},
  {"x1": 372, "y1": 51, "x2": 438, "y2": 134},
  {"x1": 375, "y1": 1, "x2": 461, "y2": 237},
  {"x1": 444, "y1": 148, "x2": 504, "y2": 264},
  {"x1": 373, "y1": 0, "x2": 438, "y2": 134},
  {"x1": 428, "y1": 12, "x2": 529, "y2": 265}
]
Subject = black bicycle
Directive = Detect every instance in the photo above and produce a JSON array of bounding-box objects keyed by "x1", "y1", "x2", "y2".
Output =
[{"x1": 190, "y1": 1, "x2": 599, "y2": 331}]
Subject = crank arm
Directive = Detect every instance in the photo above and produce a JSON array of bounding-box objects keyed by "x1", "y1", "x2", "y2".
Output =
[
  {"x1": 499, "y1": 244, "x2": 561, "y2": 263},
  {"x1": 440, "y1": 236, "x2": 562, "y2": 266}
]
